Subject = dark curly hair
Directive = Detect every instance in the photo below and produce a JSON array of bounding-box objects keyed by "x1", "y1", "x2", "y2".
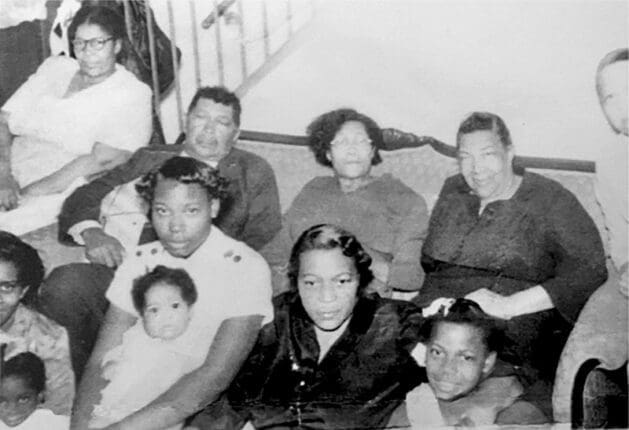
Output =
[
  {"x1": 188, "y1": 86, "x2": 242, "y2": 126},
  {"x1": 306, "y1": 108, "x2": 383, "y2": 168},
  {"x1": 420, "y1": 298, "x2": 506, "y2": 354},
  {"x1": 131, "y1": 265, "x2": 198, "y2": 315},
  {"x1": 2, "y1": 352, "x2": 46, "y2": 394},
  {"x1": 287, "y1": 224, "x2": 373, "y2": 295},
  {"x1": 135, "y1": 156, "x2": 229, "y2": 205},
  {"x1": 0, "y1": 231, "x2": 44, "y2": 304},
  {"x1": 456, "y1": 112, "x2": 512, "y2": 149},
  {"x1": 68, "y1": 5, "x2": 127, "y2": 63}
]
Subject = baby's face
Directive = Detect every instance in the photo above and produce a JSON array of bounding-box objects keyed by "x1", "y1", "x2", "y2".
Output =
[
  {"x1": 142, "y1": 282, "x2": 192, "y2": 340},
  {"x1": 0, "y1": 375, "x2": 41, "y2": 427}
]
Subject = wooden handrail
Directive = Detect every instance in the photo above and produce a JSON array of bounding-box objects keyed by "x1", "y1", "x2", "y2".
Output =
[
  {"x1": 239, "y1": 129, "x2": 596, "y2": 173},
  {"x1": 201, "y1": 0, "x2": 236, "y2": 29}
]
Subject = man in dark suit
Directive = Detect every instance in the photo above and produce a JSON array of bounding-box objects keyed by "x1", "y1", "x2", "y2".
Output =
[{"x1": 38, "y1": 86, "x2": 281, "y2": 378}]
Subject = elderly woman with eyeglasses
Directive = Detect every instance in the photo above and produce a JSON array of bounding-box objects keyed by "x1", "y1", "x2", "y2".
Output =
[
  {"x1": 262, "y1": 108, "x2": 429, "y2": 298},
  {"x1": 0, "y1": 5, "x2": 151, "y2": 223},
  {"x1": 0, "y1": 231, "x2": 74, "y2": 417}
]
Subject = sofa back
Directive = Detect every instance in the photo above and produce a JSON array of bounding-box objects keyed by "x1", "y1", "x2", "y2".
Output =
[{"x1": 236, "y1": 138, "x2": 607, "y2": 253}]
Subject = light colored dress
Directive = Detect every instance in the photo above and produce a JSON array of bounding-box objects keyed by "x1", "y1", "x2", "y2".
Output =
[
  {"x1": 0, "y1": 55, "x2": 151, "y2": 235},
  {"x1": 90, "y1": 321, "x2": 206, "y2": 429},
  {"x1": 405, "y1": 383, "x2": 447, "y2": 427},
  {"x1": 405, "y1": 378, "x2": 548, "y2": 427},
  {"x1": 105, "y1": 228, "x2": 273, "y2": 338},
  {"x1": 101, "y1": 227, "x2": 273, "y2": 426}
]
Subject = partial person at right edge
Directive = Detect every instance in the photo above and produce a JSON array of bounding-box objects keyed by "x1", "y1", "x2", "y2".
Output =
[
  {"x1": 37, "y1": 86, "x2": 281, "y2": 381},
  {"x1": 553, "y1": 48, "x2": 628, "y2": 425}
]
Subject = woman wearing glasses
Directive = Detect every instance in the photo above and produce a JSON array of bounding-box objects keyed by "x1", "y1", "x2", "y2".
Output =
[
  {"x1": 262, "y1": 109, "x2": 429, "y2": 298},
  {"x1": 0, "y1": 231, "x2": 74, "y2": 417},
  {"x1": 0, "y1": 5, "x2": 151, "y2": 231}
]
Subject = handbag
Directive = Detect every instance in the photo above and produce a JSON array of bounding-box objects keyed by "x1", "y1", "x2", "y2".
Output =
[{"x1": 120, "y1": 0, "x2": 181, "y2": 95}]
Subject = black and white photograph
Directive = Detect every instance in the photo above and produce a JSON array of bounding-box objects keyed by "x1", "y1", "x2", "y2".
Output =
[{"x1": 0, "y1": 0, "x2": 627, "y2": 428}]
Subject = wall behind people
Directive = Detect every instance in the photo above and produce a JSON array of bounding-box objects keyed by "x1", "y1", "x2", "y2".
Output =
[
  {"x1": 150, "y1": 0, "x2": 313, "y2": 142},
  {"x1": 238, "y1": 0, "x2": 628, "y2": 161}
]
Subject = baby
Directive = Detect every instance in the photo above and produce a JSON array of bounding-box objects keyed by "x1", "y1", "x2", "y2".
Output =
[
  {"x1": 406, "y1": 298, "x2": 548, "y2": 427},
  {"x1": 90, "y1": 265, "x2": 201, "y2": 429},
  {"x1": 131, "y1": 264, "x2": 197, "y2": 342},
  {"x1": 0, "y1": 352, "x2": 69, "y2": 429}
]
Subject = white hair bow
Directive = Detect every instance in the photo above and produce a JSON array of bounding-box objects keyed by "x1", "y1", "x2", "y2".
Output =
[{"x1": 421, "y1": 297, "x2": 456, "y2": 317}]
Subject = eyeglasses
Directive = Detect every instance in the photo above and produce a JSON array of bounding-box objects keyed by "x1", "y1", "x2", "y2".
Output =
[
  {"x1": 72, "y1": 37, "x2": 114, "y2": 52},
  {"x1": 330, "y1": 138, "x2": 373, "y2": 150},
  {"x1": 0, "y1": 281, "x2": 22, "y2": 294}
]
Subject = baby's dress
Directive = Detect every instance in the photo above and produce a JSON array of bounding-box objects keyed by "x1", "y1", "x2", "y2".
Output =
[
  {"x1": 0, "y1": 409, "x2": 69, "y2": 430},
  {"x1": 90, "y1": 319, "x2": 207, "y2": 429}
]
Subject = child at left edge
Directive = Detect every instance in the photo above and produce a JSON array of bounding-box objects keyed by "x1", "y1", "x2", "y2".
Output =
[{"x1": 0, "y1": 352, "x2": 69, "y2": 429}]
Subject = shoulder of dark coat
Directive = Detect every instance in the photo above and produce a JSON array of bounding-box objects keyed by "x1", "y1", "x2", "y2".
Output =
[
  {"x1": 442, "y1": 173, "x2": 467, "y2": 192},
  {"x1": 372, "y1": 296, "x2": 423, "y2": 325},
  {"x1": 253, "y1": 291, "x2": 296, "y2": 342},
  {"x1": 227, "y1": 147, "x2": 276, "y2": 175}
]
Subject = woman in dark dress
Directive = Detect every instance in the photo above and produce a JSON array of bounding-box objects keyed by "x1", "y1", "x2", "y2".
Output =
[
  {"x1": 413, "y1": 112, "x2": 607, "y2": 413},
  {"x1": 193, "y1": 224, "x2": 426, "y2": 429},
  {"x1": 191, "y1": 224, "x2": 522, "y2": 429}
]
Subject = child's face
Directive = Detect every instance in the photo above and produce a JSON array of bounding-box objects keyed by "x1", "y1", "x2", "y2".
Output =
[
  {"x1": 142, "y1": 282, "x2": 192, "y2": 340},
  {"x1": 0, "y1": 375, "x2": 42, "y2": 427},
  {"x1": 0, "y1": 260, "x2": 28, "y2": 330},
  {"x1": 425, "y1": 322, "x2": 496, "y2": 401},
  {"x1": 151, "y1": 178, "x2": 219, "y2": 258}
]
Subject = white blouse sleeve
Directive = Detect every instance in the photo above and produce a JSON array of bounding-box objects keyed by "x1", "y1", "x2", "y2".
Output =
[
  {"x1": 94, "y1": 70, "x2": 153, "y2": 152},
  {"x1": 2, "y1": 56, "x2": 76, "y2": 132}
]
